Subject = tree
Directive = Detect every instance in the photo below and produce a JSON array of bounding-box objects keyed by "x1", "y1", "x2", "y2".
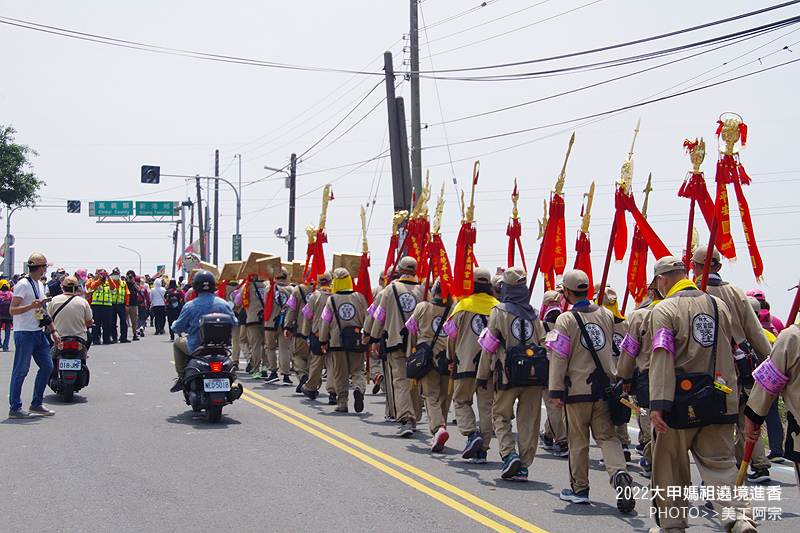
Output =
[{"x1": 0, "y1": 125, "x2": 45, "y2": 209}]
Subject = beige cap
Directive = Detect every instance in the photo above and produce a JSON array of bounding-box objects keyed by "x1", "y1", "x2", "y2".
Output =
[
  {"x1": 691, "y1": 245, "x2": 720, "y2": 265},
  {"x1": 503, "y1": 266, "x2": 526, "y2": 286},
  {"x1": 747, "y1": 296, "x2": 760, "y2": 317},
  {"x1": 563, "y1": 270, "x2": 590, "y2": 291},
  {"x1": 594, "y1": 282, "x2": 618, "y2": 304},
  {"x1": 333, "y1": 268, "x2": 351, "y2": 279},
  {"x1": 27, "y1": 253, "x2": 52, "y2": 268},
  {"x1": 397, "y1": 256, "x2": 417, "y2": 272},
  {"x1": 653, "y1": 256, "x2": 686, "y2": 278},
  {"x1": 317, "y1": 270, "x2": 332, "y2": 283},
  {"x1": 61, "y1": 275, "x2": 80, "y2": 288},
  {"x1": 473, "y1": 267, "x2": 491, "y2": 284},
  {"x1": 542, "y1": 290, "x2": 562, "y2": 307},
  {"x1": 491, "y1": 274, "x2": 503, "y2": 289},
  {"x1": 278, "y1": 266, "x2": 289, "y2": 279}
]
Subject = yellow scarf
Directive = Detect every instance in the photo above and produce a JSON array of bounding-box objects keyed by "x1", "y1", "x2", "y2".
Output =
[
  {"x1": 601, "y1": 302, "x2": 626, "y2": 321},
  {"x1": 332, "y1": 275, "x2": 354, "y2": 294},
  {"x1": 449, "y1": 292, "x2": 499, "y2": 318},
  {"x1": 665, "y1": 278, "x2": 698, "y2": 299}
]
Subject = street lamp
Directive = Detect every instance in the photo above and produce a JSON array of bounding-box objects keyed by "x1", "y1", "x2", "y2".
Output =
[
  {"x1": 264, "y1": 158, "x2": 296, "y2": 261},
  {"x1": 4, "y1": 205, "x2": 22, "y2": 278},
  {"x1": 119, "y1": 245, "x2": 142, "y2": 274}
]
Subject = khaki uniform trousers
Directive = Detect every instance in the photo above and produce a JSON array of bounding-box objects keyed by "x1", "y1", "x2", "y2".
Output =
[
  {"x1": 638, "y1": 411, "x2": 653, "y2": 464},
  {"x1": 380, "y1": 358, "x2": 396, "y2": 419},
  {"x1": 735, "y1": 387, "x2": 770, "y2": 470},
  {"x1": 542, "y1": 395, "x2": 567, "y2": 446},
  {"x1": 368, "y1": 352, "x2": 383, "y2": 388},
  {"x1": 651, "y1": 423, "x2": 755, "y2": 532},
  {"x1": 493, "y1": 386, "x2": 545, "y2": 468},
  {"x1": 331, "y1": 350, "x2": 366, "y2": 409},
  {"x1": 419, "y1": 371, "x2": 452, "y2": 435},
  {"x1": 388, "y1": 350, "x2": 421, "y2": 424},
  {"x1": 231, "y1": 326, "x2": 251, "y2": 367},
  {"x1": 306, "y1": 352, "x2": 336, "y2": 394},
  {"x1": 616, "y1": 421, "x2": 632, "y2": 447},
  {"x1": 292, "y1": 337, "x2": 310, "y2": 380},
  {"x1": 126, "y1": 306, "x2": 138, "y2": 336},
  {"x1": 247, "y1": 325, "x2": 265, "y2": 371},
  {"x1": 264, "y1": 328, "x2": 291, "y2": 375},
  {"x1": 173, "y1": 337, "x2": 190, "y2": 378},
  {"x1": 452, "y1": 377, "x2": 493, "y2": 451},
  {"x1": 564, "y1": 400, "x2": 627, "y2": 493}
]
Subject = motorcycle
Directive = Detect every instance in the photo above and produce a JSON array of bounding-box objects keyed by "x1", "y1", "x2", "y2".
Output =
[
  {"x1": 182, "y1": 314, "x2": 243, "y2": 422},
  {"x1": 49, "y1": 335, "x2": 90, "y2": 402}
]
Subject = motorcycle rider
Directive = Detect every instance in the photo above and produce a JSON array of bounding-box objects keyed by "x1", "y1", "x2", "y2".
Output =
[
  {"x1": 169, "y1": 270, "x2": 238, "y2": 393},
  {"x1": 48, "y1": 276, "x2": 93, "y2": 349}
]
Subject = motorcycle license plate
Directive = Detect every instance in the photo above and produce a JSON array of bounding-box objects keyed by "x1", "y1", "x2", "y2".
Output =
[
  {"x1": 203, "y1": 378, "x2": 231, "y2": 392},
  {"x1": 59, "y1": 359, "x2": 81, "y2": 371}
]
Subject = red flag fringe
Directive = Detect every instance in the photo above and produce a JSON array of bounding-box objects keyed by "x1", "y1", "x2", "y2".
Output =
[
  {"x1": 453, "y1": 223, "x2": 476, "y2": 298},
  {"x1": 573, "y1": 232, "x2": 594, "y2": 300},
  {"x1": 356, "y1": 252, "x2": 373, "y2": 306}
]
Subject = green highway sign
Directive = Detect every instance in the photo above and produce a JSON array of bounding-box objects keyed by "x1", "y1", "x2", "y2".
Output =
[
  {"x1": 232, "y1": 234, "x2": 242, "y2": 261},
  {"x1": 136, "y1": 201, "x2": 177, "y2": 216},
  {"x1": 91, "y1": 201, "x2": 133, "y2": 216}
]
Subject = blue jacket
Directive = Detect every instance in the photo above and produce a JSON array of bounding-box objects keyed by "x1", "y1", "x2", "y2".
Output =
[{"x1": 171, "y1": 293, "x2": 238, "y2": 353}]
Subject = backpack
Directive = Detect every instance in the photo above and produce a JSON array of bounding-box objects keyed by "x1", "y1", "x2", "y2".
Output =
[{"x1": 0, "y1": 293, "x2": 11, "y2": 317}]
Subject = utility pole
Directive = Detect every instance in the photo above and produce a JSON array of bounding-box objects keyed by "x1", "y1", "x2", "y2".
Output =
[
  {"x1": 288, "y1": 153, "x2": 297, "y2": 261},
  {"x1": 384, "y1": 52, "x2": 412, "y2": 213},
  {"x1": 410, "y1": 0, "x2": 422, "y2": 196},
  {"x1": 171, "y1": 223, "x2": 179, "y2": 279},
  {"x1": 196, "y1": 177, "x2": 205, "y2": 261},
  {"x1": 213, "y1": 150, "x2": 220, "y2": 265}
]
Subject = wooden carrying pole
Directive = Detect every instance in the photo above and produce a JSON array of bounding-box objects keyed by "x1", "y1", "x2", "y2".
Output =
[{"x1": 596, "y1": 216, "x2": 618, "y2": 307}]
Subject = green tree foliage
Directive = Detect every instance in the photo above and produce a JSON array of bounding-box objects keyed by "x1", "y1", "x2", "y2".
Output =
[{"x1": 0, "y1": 125, "x2": 45, "y2": 208}]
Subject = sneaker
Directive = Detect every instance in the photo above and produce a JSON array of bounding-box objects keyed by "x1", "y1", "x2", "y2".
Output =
[
  {"x1": 29, "y1": 404, "x2": 55, "y2": 416},
  {"x1": 232, "y1": 365, "x2": 239, "y2": 372},
  {"x1": 281, "y1": 375, "x2": 293, "y2": 386},
  {"x1": 552, "y1": 444, "x2": 569, "y2": 458},
  {"x1": 462, "y1": 429, "x2": 485, "y2": 459},
  {"x1": 120, "y1": 339, "x2": 131, "y2": 344},
  {"x1": 614, "y1": 471, "x2": 635, "y2": 514},
  {"x1": 328, "y1": 393, "x2": 337, "y2": 405},
  {"x1": 252, "y1": 371, "x2": 263, "y2": 379},
  {"x1": 470, "y1": 450, "x2": 488, "y2": 464},
  {"x1": 264, "y1": 372, "x2": 280, "y2": 384},
  {"x1": 384, "y1": 416, "x2": 396, "y2": 423},
  {"x1": 295, "y1": 375, "x2": 309, "y2": 394},
  {"x1": 767, "y1": 451, "x2": 785, "y2": 463},
  {"x1": 137, "y1": 326, "x2": 144, "y2": 337},
  {"x1": 746, "y1": 469, "x2": 771, "y2": 484},
  {"x1": 431, "y1": 427, "x2": 450, "y2": 452},
  {"x1": 511, "y1": 467, "x2": 528, "y2": 482},
  {"x1": 372, "y1": 374, "x2": 384, "y2": 394},
  {"x1": 245, "y1": 362, "x2": 253, "y2": 374},
  {"x1": 639, "y1": 457, "x2": 652, "y2": 478},
  {"x1": 8, "y1": 408, "x2": 35, "y2": 419},
  {"x1": 301, "y1": 385, "x2": 318, "y2": 400},
  {"x1": 132, "y1": 336, "x2": 140, "y2": 341},
  {"x1": 635, "y1": 443, "x2": 645, "y2": 455},
  {"x1": 623, "y1": 445, "x2": 631, "y2": 463},
  {"x1": 353, "y1": 389, "x2": 364, "y2": 413},
  {"x1": 170, "y1": 378, "x2": 184, "y2": 392},
  {"x1": 501, "y1": 453, "x2": 522, "y2": 479},
  {"x1": 334, "y1": 405, "x2": 349, "y2": 413},
  {"x1": 396, "y1": 421, "x2": 414, "y2": 438},
  {"x1": 539, "y1": 432, "x2": 555, "y2": 450},
  {"x1": 560, "y1": 487, "x2": 590, "y2": 504}
]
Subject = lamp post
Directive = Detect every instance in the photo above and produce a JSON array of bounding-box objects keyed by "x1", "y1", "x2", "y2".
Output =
[
  {"x1": 264, "y1": 155, "x2": 296, "y2": 260},
  {"x1": 119, "y1": 245, "x2": 142, "y2": 274},
  {"x1": 4, "y1": 205, "x2": 21, "y2": 278}
]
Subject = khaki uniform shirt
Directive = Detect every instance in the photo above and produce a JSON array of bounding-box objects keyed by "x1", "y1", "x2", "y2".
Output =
[
  {"x1": 446, "y1": 308, "x2": 490, "y2": 379},
  {"x1": 477, "y1": 305, "x2": 544, "y2": 391},
  {"x1": 369, "y1": 279, "x2": 424, "y2": 352},
  {"x1": 319, "y1": 290, "x2": 368, "y2": 350},
  {"x1": 284, "y1": 284, "x2": 311, "y2": 337},
  {"x1": 547, "y1": 303, "x2": 617, "y2": 403},
  {"x1": 746, "y1": 324, "x2": 800, "y2": 462},
  {"x1": 706, "y1": 275, "x2": 771, "y2": 361},
  {"x1": 244, "y1": 278, "x2": 266, "y2": 326},
  {"x1": 407, "y1": 301, "x2": 451, "y2": 374},
  {"x1": 300, "y1": 288, "x2": 331, "y2": 338},
  {"x1": 49, "y1": 293, "x2": 93, "y2": 341},
  {"x1": 649, "y1": 288, "x2": 738, "y2": 419},
  {"x1": 617, "y1": 305, "x2": 656, "y2": 379},
  {"x1": 264, "y1": 282, "x2": 292, "y2": 331}
]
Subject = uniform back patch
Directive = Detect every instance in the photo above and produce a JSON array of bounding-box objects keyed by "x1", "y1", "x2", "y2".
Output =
[
  {"x1": 398, "y1": 292, "x2": 417, "y2": 314},
  {"x1": 431, "y1": 316, "x2": 449, "y2": 337},
  {"x1": 579, "y1": 323, "x2": 606, "y2": 351},
  {"x1": 511, "y1": 318, "x2": 534, "y2": 342},
  {"x1": 691, "y1": 313, "x2": 716, "y2": 347},
  {"x1": 471, "y1": 314, "x2": 488, "y2": 336},
  {"x1": 338, "y1": 302, "x2": 356, "y2": 321},
  {"x1": 275, "y1": 291, "x2": 289, "y2": 307}
]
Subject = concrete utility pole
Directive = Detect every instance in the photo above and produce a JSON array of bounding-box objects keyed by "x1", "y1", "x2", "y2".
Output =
[
  {"x1": 195, "y1": 177, "x2": 205, "y2": 261},
  {"x1": 384, "y1": 52, "x2": 412, "y2": 213},
  {"x1": 410, "y1": 0, "x2": 422, "y2": 196},
  {"x1": 288, "y1": 153, "x2": 297, "y2": 261},
  {"x1": 213, "y1": 150, "x2": 220, "y2": 265}
]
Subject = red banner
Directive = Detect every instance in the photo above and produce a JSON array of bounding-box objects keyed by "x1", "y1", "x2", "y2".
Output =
[
  {"x1": 356, "y1": 252, "x2": 373, "y2": 306},
  {"x1": 626, "y1": 226, "x2": 648, "y2": 305},
  {"x1": 506, "y1": 218, "x2": 527, "y2": 271},
  {"x1": 305, "y1": 228, "x2": 328, "y2": 284},
  {"x1": 678, "y1": 173, "x2": 734, "y2": 259},
  {"x1": 384, "y1": 234, "x2": 399, "y2": 277},
  {"x1": 614, "y1": 207, "x2": 628, "y2": 262},
  {"x1": 615, "y1": 190, "x2": 671, "y2": 259},
  {"x1": 573, "y1": 232, "x2": 594, "y2": 300},
  {"x1": 429, "y1": 234, "x2": 454, "y2": 301},
  {"x1": 453, "y1": 222, "x2": 477, "y2": 298},
  {"x1": 732, "y1": 180, "x2": 764, "y2": 280},
  {"x1": 540, "y1": 193, "x2": 566, "y2": 276}
]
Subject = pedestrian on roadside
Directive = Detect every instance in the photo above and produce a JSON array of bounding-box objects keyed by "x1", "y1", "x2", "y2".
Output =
[
  {"x1": 165, "y1": 279, "x2": 184, "y2": 341},
  {"x1": 137, "y1": 276, "x2": 150, "y2": 337},
  {"x1": 124, "y1": 271, "x2": 140, "y2": 342},
  {"x1": 150, "y1": 278, "x2": 167, "y2": 335},
  {"x1": 0, "y1": 279, "x2": 14, "y2": 351},
  {"x1": 8, "y1": 253, "x2": 60, "y2": 419}
]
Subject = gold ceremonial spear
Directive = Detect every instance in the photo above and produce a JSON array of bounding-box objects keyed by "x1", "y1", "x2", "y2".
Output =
[{"x1": 580, "y1": 182, "x2": 595, "y2": 234}]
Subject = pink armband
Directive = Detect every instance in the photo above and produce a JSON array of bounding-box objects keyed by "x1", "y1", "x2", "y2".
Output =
[
  {"x1": 620, "y1": 333, "x2": 642, "y2": 358},
  {"x1": 545, "y1": 330, "x2": 571, "y2": 359},
  {"x1": 652, "y1": 328, "x2": 675, "y2": 357},
  {"x1": 321, "y1": 306, "x2": 333, "y2": 324},
  {"x1": 301, "y1": 304, "x2": 313, "y2": 321},
  {"x1": 287, "y1": 295, "x2": 298, "y2": 310},
  {"x1": 752, "y1": 358, "x2": 790, "y2": 395},
  {"x1": 405, "y1": 316, "x2": 419, "y2": 335},
  {"x1": 374, "y1": 305, "x2": 387, "y2": 324},
  {"x1": 367, "y1": 303, "x2": 375, "y2": 318},
  {"x1": 477, "y1": 329, "x2": 500, "y2": 355},
  {"x1": 443, "y1": 319, "x2": 458, "y2": 339}
]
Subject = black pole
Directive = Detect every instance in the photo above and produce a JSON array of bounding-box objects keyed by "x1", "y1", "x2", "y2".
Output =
[
  {"x1": 214, "y1": 150, "x2": 220, "y2": 265},
  {"x1": 289, "y1": 153, "x2": 297, "y2": 261},
  {"x1": 196, "y1": 177, "x2": 205, "y2": 261}
]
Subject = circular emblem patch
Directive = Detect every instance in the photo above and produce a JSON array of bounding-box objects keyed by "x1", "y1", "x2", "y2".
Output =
[
  {"x1": 681, "y1": 379, "x2": 693, "y2": 391},
  {"x1": 275, "y1": 291, "x2": 288, "y2": 307},
  {"x1": 511, "y1": 318, "x2": 534, "y2": 342},
  {"x1": 398, "y1": 292, "x2": 417, "y2": 314},
  {"x1": 338, "y1": 302, "x2": 356, "y2": 321},
  {"x1": 579, "y1": 323, "x2": 606, "y2": 351},
  {"x1": 691, "y1": 313, "x2": 716, "y2": 347},
  {"x1": 613, "y1": 332, "x2": 624, "y2": 350},
  {"x1": 471, "y1": 314, "x2": 487, "y2": 336},
  {"x1": 431, "y1": 316, "x2": 448, "y2": 336}
]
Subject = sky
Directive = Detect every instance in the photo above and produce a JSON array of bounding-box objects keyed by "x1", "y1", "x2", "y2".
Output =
[{"x1": 1, "y1": 0, "x2": 799, "y2": 319}]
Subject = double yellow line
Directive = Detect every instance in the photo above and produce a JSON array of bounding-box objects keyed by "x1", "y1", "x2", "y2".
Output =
[{"x1": 241, "y1": 388, "x2": 549, "y2": 533}]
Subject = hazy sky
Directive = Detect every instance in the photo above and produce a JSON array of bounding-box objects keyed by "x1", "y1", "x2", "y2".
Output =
[{"x1": 2, "y1": 1, "x2": 799, "y2": 318}]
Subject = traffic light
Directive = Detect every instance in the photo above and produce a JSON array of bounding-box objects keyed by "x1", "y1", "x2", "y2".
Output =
[
  {"x1": 67, "y1": 200, "x2": 81, "y2": 213},
  {"x1": 141, "y1": 165, "x2": 160, "y2": 184}
]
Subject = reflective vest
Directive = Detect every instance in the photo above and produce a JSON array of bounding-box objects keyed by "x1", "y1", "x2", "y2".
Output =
[
  {"x1": 93, "y1": 282, "x2": 113, "y2": 306},
  {"x1": 111, "y1": 279, "x2": 127, "y2": 305}
]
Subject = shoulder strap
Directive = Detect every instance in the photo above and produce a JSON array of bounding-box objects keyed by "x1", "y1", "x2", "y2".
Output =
[
  {"x1": 331, "y1": 294, "x2": 344, "y2": 332},
  {"x1": 28, "y1": 276, "x2": 42, "y2": 299},
  {"x1": 572, "y1": 310, "x2": 606, "y2": 375},
  {"x1": 432, "y1": 303, "x2": 452, "y2": 340},
  {"x1": 52, "y1": 295, "x2": 78, "y2": 320},
  {"x1": 392, "y1": 284, "x2": 407, "y2": 329},
  {"x1": 708, "y1": 294, "x2": 720, "y2": 376}
]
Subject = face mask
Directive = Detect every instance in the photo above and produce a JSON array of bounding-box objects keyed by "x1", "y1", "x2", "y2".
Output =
[{"x1": 111, "y1": 275, "x2": 120, "y2": 280}]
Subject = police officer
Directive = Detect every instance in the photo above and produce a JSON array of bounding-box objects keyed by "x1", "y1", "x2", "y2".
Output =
[
  {"x1": 648, "y1": 256, "x2": 756, "y2": 533},
  {"x1": 86, "y1": 268, "x2": 118, "y2": 345},
  {"x1": 546, "y1": 269, "x2": 633, "y2": 512}
]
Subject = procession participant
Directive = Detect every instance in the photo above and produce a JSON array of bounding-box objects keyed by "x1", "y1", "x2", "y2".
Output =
[
  {"x1": 537, "y1": 290, "x2": 569, "y2": 458},
  {"x1": 367, "y1": 270, "x2": 387, "y2": 395},
  {"x1": 547, "y1": 269, "x2": 634, "y2": 512},
  {"x1": 616, "y1": 280, "x2": 662, "y2": 478},
  {"x1": 283, "y1": 275, "x2": 313, "y2": 393},
  {"x1": 86, "y1": 268, "x2": 118, "y2": 345},
  {"x1": 746, "y1": 288, "x2": 784, "y2": 336},
  {"x1": 648, "y1": 256, "x2": 756, "y2": 533},
  {"x1": 364, "y1": 270, "x2": 396, "y2": 420},
  {"x1": 407, "y1": 279, "x2": 452, "y2": 451},
  {"x1": 368, "y1": 256, "x2": 424, "y2": 437},
  {"x1": 262, "y1": 267, "x2": 294, "y2": 386},
  {"x1": 230, "y1": 286, "x2": 249, "y2": 371},
  {"x1": 476, "y1": 266, "x2": 547, "y2": 482},
  {"x1": 691, "y1": 245, "x2": 773, "y2": 483},
  {"x1": 319, "y1": 268, "x2": 368, "y2": 413},
  {"x1": 745, "y1": 323, "x2": 800, "y2": 494},
  {"x1": 444, "y1": 267, "x2": 498, "y2": 463},
  {"x1": 300, "y1": 272, "x2": 337, "y2": 404},
  {"x1": 242, "y1": 272, "x2": 267, "y2": 379}
]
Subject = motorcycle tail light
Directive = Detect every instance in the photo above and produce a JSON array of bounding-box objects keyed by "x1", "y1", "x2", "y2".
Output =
[
  {"x1": 210, "y1": 362, "x2": 223, "y2": 373},
  {"x1": 61, "y1": 341, "x2": 82, "y2": 351}
]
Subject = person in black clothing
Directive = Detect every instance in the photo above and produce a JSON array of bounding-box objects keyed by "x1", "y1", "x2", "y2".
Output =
[
  {"x1": 46, "y1": 268, "x2": 66, "y2": 297},
  {"x1": 164, "y1": 280, "x2": 184, "y2": 341},
  {"x1": 125, "y1": 270, "x2": 140, "y2": 341}
]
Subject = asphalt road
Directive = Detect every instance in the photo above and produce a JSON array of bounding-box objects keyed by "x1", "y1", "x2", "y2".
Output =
[{"x1": 2, "y1": 330, "x2": 797, "y2": 533}]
